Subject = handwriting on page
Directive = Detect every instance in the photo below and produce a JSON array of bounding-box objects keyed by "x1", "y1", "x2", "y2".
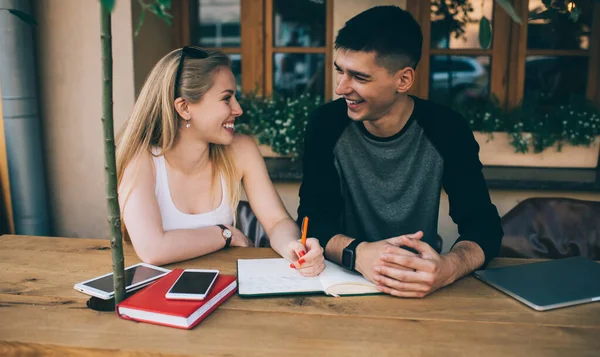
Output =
[{"x1": 237, "y1": 258, "x2": 323, "y2": 295}]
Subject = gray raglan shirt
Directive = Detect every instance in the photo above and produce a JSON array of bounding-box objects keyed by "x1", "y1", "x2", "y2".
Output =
[{"x1": 297, "y1": 96, "x2": 503, "y2": 266}]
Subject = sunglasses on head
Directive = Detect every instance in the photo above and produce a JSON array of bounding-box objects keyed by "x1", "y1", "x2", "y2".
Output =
[{"x1": 174, "y1": 46, "x2": 209, "y2": 99}]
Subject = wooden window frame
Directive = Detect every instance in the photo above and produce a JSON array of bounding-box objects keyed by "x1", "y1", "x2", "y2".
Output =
[
  {"x1": 265, "y1": 0, "x2": 333, "y2": 100},
  {"x1": 407, "y1": 0, "x2": 600, "y2": 109},
  {"x1": 173, "y1": 0, "x2": 334, "y2": 100},
  {"x1": 507, "y1": 0, "x2": 600, "y2": 108}
]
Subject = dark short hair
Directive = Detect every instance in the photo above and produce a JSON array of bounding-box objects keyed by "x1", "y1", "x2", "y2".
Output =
[{"x1": 335, "y1": 6, "x2": 423, "y2": 73}]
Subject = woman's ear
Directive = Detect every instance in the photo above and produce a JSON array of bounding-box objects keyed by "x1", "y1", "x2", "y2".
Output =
[
  {"x1": 174, "y1": 98, "x2": 190, "y2": 119},
  {"x1": 395, "y1": 67, "x2": 415, "y2": 94}
]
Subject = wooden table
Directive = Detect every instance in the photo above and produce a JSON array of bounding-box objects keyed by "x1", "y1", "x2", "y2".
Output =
[{"x1": 1, "y1": 235, "x2": 599, "y2": 357}]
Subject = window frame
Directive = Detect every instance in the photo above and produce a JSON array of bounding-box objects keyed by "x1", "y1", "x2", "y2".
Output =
[
  {"x1": 507, "y1": 0, "x2": 600, "y2": 108},
  {"x1": 173, "y1": 0, "x2": 334, "y2": 100},
  {"x1": 174, "y1": 0, "x2": 600, "y2": 107},
  {"x1": 407, "y1": 1, "x2": 512, "y2": 108},
  {"x1": 407, "y1": 0, "x2": 600, "y2": 109}
]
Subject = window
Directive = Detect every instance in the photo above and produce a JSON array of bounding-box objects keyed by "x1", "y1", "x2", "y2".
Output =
[
  {"x1": 407, "y1": 0, "x2": 600, "y2": 109},
  {"x1": 520, "y1": 0, "x2": 595, "y2": 105},
  {"x1": 268, "y1": 0, "x2": 329, "y2": 98},
  {"x1": 174, "y1": 0, "x2": 333, "y2": 100},
  {"x1": 174, "y1": 1, "x2": 599, "y2": 108},
  {"x1": 429, "y1": 55, "x2": 490, "y2": 105},
  {"x1": 184, "y1": 0, "x2": 242, "y2": 92}
]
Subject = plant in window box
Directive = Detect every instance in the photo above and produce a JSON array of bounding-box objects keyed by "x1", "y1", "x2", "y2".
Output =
[
  {"x1": 454, "y1": 95, "x2": 506, "y2": 140},
  {"x1": 509, "y1": 95, "x2": 600, "y2": 150},
  {"x1": 237, "y1": 92, "x2": 323, "y2": 161},
  {"x1": 455, "y1": 94, "x2": 600, "y2": 168}
]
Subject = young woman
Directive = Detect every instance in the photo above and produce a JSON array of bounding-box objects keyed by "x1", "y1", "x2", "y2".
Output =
[{"x1": 116, "y1": 46, "x2": 324, "y2": 276}]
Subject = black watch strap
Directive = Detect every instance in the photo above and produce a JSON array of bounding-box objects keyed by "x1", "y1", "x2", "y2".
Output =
[
  {"x1": 217, "y1": 224, "x2": 232, "y2": 248},
  {"x1": 342, "y1": 239, "x2": 361, "y2": 271}
]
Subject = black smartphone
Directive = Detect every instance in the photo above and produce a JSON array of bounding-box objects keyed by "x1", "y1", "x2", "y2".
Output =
[{"x1": 165, "y1": 269, "x2": 220, "y2": 300}]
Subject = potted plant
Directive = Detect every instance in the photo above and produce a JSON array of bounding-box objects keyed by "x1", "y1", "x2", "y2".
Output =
[
  {"x1": 455, "y1": 95, "x2": 600, "y2": 168},
  {"x1": 237, "y1": 92, "x2": 323, "y2": 161}
]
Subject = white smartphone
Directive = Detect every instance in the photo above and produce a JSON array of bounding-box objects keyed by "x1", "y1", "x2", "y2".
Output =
[
  {"x1": 165, "y1": 269, "x2": 220, "y2": 300},
  {"x1": 73, "y1": 263, "x2": 171, "y2": 300}
]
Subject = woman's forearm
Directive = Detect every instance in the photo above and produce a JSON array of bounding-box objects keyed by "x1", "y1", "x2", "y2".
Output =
[
  {"x1": 134, "y1": 226, "x2": 226, "y2": 266},
  {"x1": 267, "y1": 217, "x2": 302, "y2": 261}
]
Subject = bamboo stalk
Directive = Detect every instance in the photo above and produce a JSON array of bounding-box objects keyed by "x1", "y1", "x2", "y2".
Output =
[{"x1": 100, "y1": 4, "x2": 125, "y2": 305}]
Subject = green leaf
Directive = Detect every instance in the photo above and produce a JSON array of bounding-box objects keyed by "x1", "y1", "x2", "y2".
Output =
[
  {"x1": 100, "y1": 0, "x2": 116, "y2": 13},
  {"x1": 157, "y1": 0, "x2": 172, "y2": 9},
  {"x1": 479, "y1": 17, "x2": 492, "y2": 49},
  {"x1": 150, "y1": 3, "x2": 163, "y2": 16},
  {"x1": 569, "y1": 7, "x2": 581, "y2": 22},
  {"x1": 495, "y1": 0, "x2": 522, "y2": 24},
  {"x1": 150, "y1": 3, "x2": 172, "y2": 25},
  {"x1": 134, "y1": 9, "x2": 146, "y2": 37},
  {"x1": 7, "y1": 9, "x2": 37, "y2": 25}
]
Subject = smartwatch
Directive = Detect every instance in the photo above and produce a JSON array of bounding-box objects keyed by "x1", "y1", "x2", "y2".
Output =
[
  {"x1": 341, "y1": 239, "x2": 361, "y2": 271},
  {"x1": 217, "y1": 224, "x2": 232, "y2": 248}
]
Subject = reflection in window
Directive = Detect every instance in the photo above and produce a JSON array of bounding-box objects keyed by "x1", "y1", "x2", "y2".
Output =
[
  {"x1": 197, "y1": 0, "x2": 241, "y2": 47},
  {"x1": 524, "y1": 56, "x2": 588, "y2": 103},
  {"x1": 273, "y1": 0, "x2": 326, "y2": 47},
  {"x1": 228, "y1": 54, "x2": 242, "y2": 93},
  {"x1": 528, "y1": 0, "x2": 593, "y2": 50},
  {"x1": 430, "y1": 0, "x2": 493, "y2": 49},
  {"x1": 273, "y1": 53, "x2": 325, "y2": 98},
  {"x1": 429, "y1": 55, "x2": 490, "y2": 106}
]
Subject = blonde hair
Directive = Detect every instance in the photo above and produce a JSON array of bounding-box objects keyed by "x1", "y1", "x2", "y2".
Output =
[{"x1": 116, "y1": 48, "x2": 241, "y2": 240}]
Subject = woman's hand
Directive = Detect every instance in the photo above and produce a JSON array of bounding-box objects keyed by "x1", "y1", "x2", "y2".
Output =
[
  {"x1": 287, "y1": 238, "x2": 325, "y2": 277},
  {"x1": 227, "y1": 226, "x2": 252, "y2": 248}
]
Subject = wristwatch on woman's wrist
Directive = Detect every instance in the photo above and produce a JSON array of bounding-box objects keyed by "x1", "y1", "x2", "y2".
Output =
[{"x1": 217, "y1": 224, "x2": 232, "y2": 248}]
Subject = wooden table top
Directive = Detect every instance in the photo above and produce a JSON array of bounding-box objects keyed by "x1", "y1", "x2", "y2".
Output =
[{"x1": 0, "y1": 234, "x2": 599, "y2": 357}]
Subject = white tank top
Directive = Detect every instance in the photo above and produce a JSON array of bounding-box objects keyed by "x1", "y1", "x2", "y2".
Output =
[{"x1": 152, "y1": 149, "x2": 234, "y2": 232}]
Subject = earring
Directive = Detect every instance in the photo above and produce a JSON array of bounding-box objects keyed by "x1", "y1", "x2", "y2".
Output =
[{"x1": 185, "y1": 119, "x2": 191, "y2": 128}]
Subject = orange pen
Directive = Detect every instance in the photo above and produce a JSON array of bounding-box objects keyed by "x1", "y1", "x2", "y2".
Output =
[
  {"x1": 291, "y1": 217, "x2": 309, "y2": 269},
  {"x1": 301, "y1": 216, "x2": 309, "y2": 247}
]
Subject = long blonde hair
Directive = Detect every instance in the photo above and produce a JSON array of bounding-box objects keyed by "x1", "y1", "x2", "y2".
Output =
[{"x1": 116, "y1": 48, "x2": 241, "y2": 240}]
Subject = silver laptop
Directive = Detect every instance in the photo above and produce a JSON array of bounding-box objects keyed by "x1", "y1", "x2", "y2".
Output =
[{"x1": 474, "y1": 256, "x2": 600, "y2": 311}]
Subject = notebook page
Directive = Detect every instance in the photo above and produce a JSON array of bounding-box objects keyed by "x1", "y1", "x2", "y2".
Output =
[
  {"x1": 318, "y1": 261, "x2": 377, "y2": 292},
  {"x1": 237, "y1": 258, "x2": 324, "y2": 296}
]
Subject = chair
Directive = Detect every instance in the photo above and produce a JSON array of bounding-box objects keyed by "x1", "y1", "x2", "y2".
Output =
[
  {"x1": 236, "y1": 200, "x2": 444, "y2": 252},
  {"x1": 236, "y1": 201, "x2": 270, "y2": 247},
  {"x1": 499, "y1": 197, "x2": 600, "y2": 260}
]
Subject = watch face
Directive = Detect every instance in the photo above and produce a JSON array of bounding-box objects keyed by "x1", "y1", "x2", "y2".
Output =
[{"x1": 223, "y1": 229, "x2": 232, "y2": 239}]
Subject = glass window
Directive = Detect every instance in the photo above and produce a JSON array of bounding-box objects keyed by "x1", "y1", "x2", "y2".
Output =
[
  {"x1": 429, "y1": 55, "x2": 491, "y2": 106},
  {"x1": 273, "y1": 53, "x2": 325, "y2": 98},
  {"x1": 430, "y1": 0, "x2": 494, "y2": 49},
  {"x1": 273, "y1": 0, "x2": 327, "y2": 47},
  {"x1": 524, "y1": 56, "x2": 588, "y2": 103},
  {"x1": 528, "y1": 0, "x2": 593, "y2": 50},
  {"x1": 228, "y1": 54, "x2": 242, "y2": 93},
  {"x1": 197, "y1": 0, "x2": 241, "y2": 48}
]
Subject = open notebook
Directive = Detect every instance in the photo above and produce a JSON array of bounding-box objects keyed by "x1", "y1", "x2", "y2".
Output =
[{"x1": 237, "y1": 258, "x2": 381, "y2": 297}]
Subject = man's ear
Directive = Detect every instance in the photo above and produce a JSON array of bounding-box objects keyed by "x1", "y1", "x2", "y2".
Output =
[
  {"x1": 395, "y1": 67, "x2": 415, "y2": 94},
  {"x1": 174, "y1": 98, "x2": 190, "y2": 119}
]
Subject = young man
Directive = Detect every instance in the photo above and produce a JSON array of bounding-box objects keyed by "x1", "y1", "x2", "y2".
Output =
[{"x1": 297, "y1": 6, "x2": 503, "y2": 298}]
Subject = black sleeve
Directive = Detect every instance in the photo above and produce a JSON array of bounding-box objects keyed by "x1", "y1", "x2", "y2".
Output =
[
  {"x1": 418, "y1": 100, "x2": 503, "y2": 267},
  {"x1": 297, "y1": 99, "x2": 349, "y2": 248}
]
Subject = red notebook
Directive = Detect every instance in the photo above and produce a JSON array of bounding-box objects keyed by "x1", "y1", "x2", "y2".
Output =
[{"x1": 116, "y1": 269, "x2": 237, "y2": 329}]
